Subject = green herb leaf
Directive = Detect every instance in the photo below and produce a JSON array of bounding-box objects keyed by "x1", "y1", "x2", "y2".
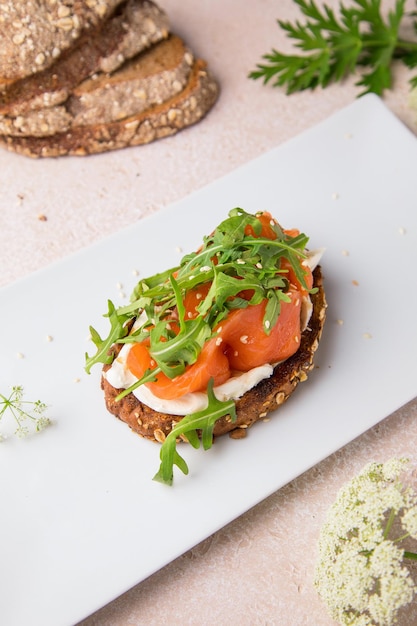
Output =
[
  {"x1": 249, "y1": 0, "x2": 417, "y2": 96},
  {"x1": 85, "y1": 300, "x2": 130, "y2": 374},
  {"x1": 153, "y1": 380, "x2": 237, "y2": 486},
  {"x1": 85, "y1": 209, "x2": 313, "y2": 387}
]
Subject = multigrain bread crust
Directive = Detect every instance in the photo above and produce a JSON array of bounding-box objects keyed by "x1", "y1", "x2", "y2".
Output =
[
  {"x1": 101, "y1": 266, "x2": 327, "y2": 444},
  {"x1": 0, "y1": 58, "x2": 219, "y2": 157}
]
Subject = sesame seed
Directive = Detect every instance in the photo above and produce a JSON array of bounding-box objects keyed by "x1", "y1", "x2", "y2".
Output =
[
  {"x1": 73, "y1": 377, "x2": 81, "y2": 383},
  {"x1": 344, "y1": 132, "x2": 353, "y2": 139},
  {"x1": 37, "y1": 213, "x2": 47, "y2": 221},
  {"x1": 342, "y1": 249, "x2": 349, "y2": 256},
  {"x1": 17, "y1": 352, "x2": 24, "y2": 359},
  {"x1": 175, "y1": 246, "x2": 183, "y2": 253},
  {"x1": 240, "y1": 335, "x2": 249, "y2": 344},
  {"x1": 132, "y1": 269, "x2": 139, "y2": 276},
  {"x1": 34, "y1": 52, "x2": 45, "y2": 65},
  {"x1": 46, "y1": 335, "x2": 53, "y2": 342},
  {"x1": 332, "y1": 192, "x2": 339, "y2": 200},
  {"x1": 363, "y1": 332, "x2": 372, "y2": 339},
  {"x1": 236, "y1": 259, "x2": 245, "y2": 265},
  {"x1": 256, "y1": 262, "x2": 263, "y2": 269},
  {"x1": 398, "y1": 226, "x2": 407, "y2": 235},
  {"x1": 264, "y1": 320, "x2": 270, "y2": 329},
  {"x1": 352, "y1": 280, "x2": 359, "y2": 286},
  {"x1": 215, "y1": 337, "x2": 223, "y2": 346},
  {"x1": 336, "y1": 319, "x2": 344, "y2": 325}
]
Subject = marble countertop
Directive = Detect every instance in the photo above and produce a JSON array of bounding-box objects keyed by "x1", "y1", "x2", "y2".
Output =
[{"x1": 1, "y1": 1, "x2": 416, "y2": 625}]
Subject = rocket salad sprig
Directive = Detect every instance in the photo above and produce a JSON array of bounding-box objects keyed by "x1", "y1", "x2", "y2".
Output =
[
  {"x1": 85, "y1": 208, "x2": 315, "y2": 484},
  {"x1": 86, "y1": 208, "x2": 312, "y2": 382}
]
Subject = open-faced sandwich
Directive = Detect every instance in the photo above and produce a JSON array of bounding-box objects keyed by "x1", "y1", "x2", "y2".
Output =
[{"x1": 86, "y1": 208, "x2": 326, "y2": 484}]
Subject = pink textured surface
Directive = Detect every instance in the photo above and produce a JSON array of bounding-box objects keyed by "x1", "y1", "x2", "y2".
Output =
[{"x1": 1, "y1": 1, "x2": 416, "y2": 624}]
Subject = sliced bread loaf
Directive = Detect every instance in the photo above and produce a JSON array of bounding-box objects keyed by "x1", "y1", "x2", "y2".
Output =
[
  {"x1": 0, "y1": 59, "x2": 219, "y2": 157},
  {"x1": 0, "y1": 0, "x2": 169, "y2": 116},
  {"x1": 0, "y1": 35, "x2": 194, "y2": 137},
  {"x1": 0, "y1": 0, "x2": 125, "y2": 85}
]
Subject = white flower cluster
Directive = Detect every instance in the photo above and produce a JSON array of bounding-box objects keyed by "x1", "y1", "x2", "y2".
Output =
[
  {"x1": 0, "y1": 386, "x2": 51, "y2": 439},
  {"x1": 314, "y1": 458, "x2": 417, "y2": 626}
]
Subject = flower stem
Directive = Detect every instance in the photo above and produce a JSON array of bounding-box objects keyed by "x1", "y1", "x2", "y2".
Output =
[
  {"x1": 404, "y1": 551, "x2": 417, "y2": 561},
  {"x1": 383, "y1": 508, "x2": 397, "y2": 539}
]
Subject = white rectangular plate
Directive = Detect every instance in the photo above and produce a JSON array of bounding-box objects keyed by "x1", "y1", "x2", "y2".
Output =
[{"x1": 1, "y1": 94, "x2": 416, "y2": 626}]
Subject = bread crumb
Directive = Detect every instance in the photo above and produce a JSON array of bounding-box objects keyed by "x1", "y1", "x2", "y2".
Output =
[
  {"x1": 37, "y1": 213, "x2": 48, "y2": 221},
  {"x1": 363, "y1": 332, "x2": 372, "y2": 339},
  {"x1": 398, "y1": 226, "x2": 407, "y2": 235},
  {"x1": 352, "y1": 279, "x2": 359, "y2": 286},
  {"x1": 46, "y1": 335, "x2": 53, "y2": 342},
  {"x1": 331, "y1": 192, "x2": 339, "y2": 200},
  {"x1": 17, "y1": 352, "x2": 25, "y2": 359}
]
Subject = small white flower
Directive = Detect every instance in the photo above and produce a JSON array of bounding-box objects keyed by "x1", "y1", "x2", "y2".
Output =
[
  {"x1": 314, "y1": 459, "x2": 417, "y2": 626},
  {"x1": 402, "y1": 506, "x2": 417, "y2": 538}
]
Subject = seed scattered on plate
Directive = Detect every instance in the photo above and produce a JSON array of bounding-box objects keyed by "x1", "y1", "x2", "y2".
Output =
[
  {"x1": 73, "y1": 377, "x2": 81, "y2": 383},
  {"x1": 336, "y1": 319, "x2": 344, "y2": 326},
  {"x1": 352, "y1": 279, "x2": 359, "y2": 286},
  {"x1": 344, "y1": 132, "x2": 353, "y2": 140},
  {"x1": 16, "y1": 352, "x2": 24, "y2": 359},
  {"x1": 116, "y1": 282, "x2": 123, "y2": 290},
  {"x1": 341, "y1": 249, "x2": 349, "y2": 256},
  {"x1": 175, "y1": 246, "x2": 183, "y2": 253},
  {"x1": 398, "y1": 226, "x2": 407, "y2": 235},
  {"x1": 331, "y1": 192, "x2": 339, "y2": 200},
  {"x1": 46, "y1": 335, "x2": 53, "y2": 342},
  {"x1": 132, "y1": 269, "x2": 139, "y2": 276},
  {"x1": 363, "y1": 332, "x2": 372, "y2": 339},
  {"x1": 37, "y1": 213, "x2": 48, "y2": 221}
]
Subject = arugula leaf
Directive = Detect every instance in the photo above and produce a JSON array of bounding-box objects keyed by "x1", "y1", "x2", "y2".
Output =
[
  {"x1": 153, "y1": 380, "x2": 237, "y2": 486},
  {"x1": 85, "y1": 301, "x2": 129, "y2": 374},
  {"x1": 85, "y1": 209, "x2": 313, "y2": 381},
  {"x1": 249, "y1": 0, "x2": 417, "y2": 96}
]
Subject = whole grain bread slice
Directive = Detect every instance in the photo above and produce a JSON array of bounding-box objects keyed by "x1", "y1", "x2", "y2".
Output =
[
  {"x1": 0, "y1": 0, "x2": 125, "y2": 85},
  {"x1": 0, "y1": 58, "x2": 219, "y2": 157},
  {"x1": 100, "y1": 266, "x2": 326, "y2": 443},
  {"x1": 0, "y1": 35, "x2": 194, "y2": 137},
  {"x1": 0, "y1": 0, "x2": 169, "y2": 116}
]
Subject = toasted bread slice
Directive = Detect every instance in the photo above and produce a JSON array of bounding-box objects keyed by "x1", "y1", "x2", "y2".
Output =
[
  {"x1": 0, "y1": 58, "x2": 219, "y2": 157},
  {"x1": 101, "y1": 266, "x2": 326, "y2": 443},
  {"x1": 0, "y1": 0, "x2": 169, "y2": 116}
]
